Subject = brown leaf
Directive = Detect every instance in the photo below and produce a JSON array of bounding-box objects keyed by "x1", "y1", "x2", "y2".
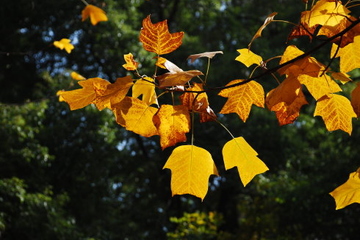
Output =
[
  {"x1": 187, "y1": 51, "x2": 223, "y2": 63},
  {"x1": 248, "y1": 12, "x2": 278, "y2": 49}
]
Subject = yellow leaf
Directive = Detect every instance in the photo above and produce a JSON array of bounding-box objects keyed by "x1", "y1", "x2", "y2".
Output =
[
  {"x1": 132, "y1": 77, "x2": 158, "y2": 106},
  {"x1": 330, "y1": 168, "x2": 360, "y2": 210},
  {"x1": 155, "y1": 57, "x2": 167, "y2": 69},
  {"x1": 331, "y1": 35, "x2": 360, "y2": 73},
  {"x1": 235, "y1": 49, "x2": 263, "y2": 68},
  {"x1": 314, "y1": 94, "x2": 356, "y2": 135},
  {"x1": 248, "y1": 12, "x2": 278, "y2": 49},
  {"x1": 351, "y1": 82, "x2": 360, "y2": 118},
  {"x1": 298, "y1": 74, "x2": 342, "y2": 100},
  {"x1": 222, "y1": 137, "x2": 268, "y2": 186},
  {"x1": 53, "y1": 38, "x2": 74, "y2": 53},
  {"x1": 111, "y1": 96, "x2": 158, "y2": 137},
  {"x1": 163, "y1": 145, "x2": 219, "y2": 200},
  {"x1": 302, "y1": 0, "x2": 350, "y2": 28},
  {"x1": 122, "y1": 53, "x2": 139, "y2": 71},
  {"x1": 153, "y1": 105, "x2": 190, "y2": 150},
  {"x1": 139, "y1": 15, "x2": 184, "y2": 55},
  {"x1": 70, "y1": 71, "x2": 85, "y2": 80},
  {"x1": 219, "y1": 79, "x2": 264, "y2": 122},
  {"x1": 82, "y1": 4, "x2": 108, "y2": 25},
  {"x1": 57, "y1": 78, "x2": 109, "y2": 110}
]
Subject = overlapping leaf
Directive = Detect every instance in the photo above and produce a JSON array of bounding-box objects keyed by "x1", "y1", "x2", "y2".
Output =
[
  {"x1": 219, "y1": 79, "x2": 264, "y2": 122},
  {"x1": 153, "y1": 105, "x2": 190, "y2": 150},
  {"x1": 330, "y1": 168, "x2": 360, "y2": 210},
  {"x1": 139, "y1": 15, "x2": 184, "y2": 55},
  {"x1": 351, "y1": 82, "x2": 360, "y2": 118},
  {"x1": 132, "y1": 77, "x2": 158, "y2": 106},
  {"x1": 163, "y1": 145, "x2": 219, "y2": 200},
  {"x1": 314, "y1": 94, "x2": 356, "y2": 135},
  {"x1": 298, "y1": 74, "x2": 342, "y2": 100},
  {"x1": 331, "y1": 35, "x2": 360, "y2": 73},
  {"x1": 222, "y1": 137, "x2": 269, "y2": 186}
]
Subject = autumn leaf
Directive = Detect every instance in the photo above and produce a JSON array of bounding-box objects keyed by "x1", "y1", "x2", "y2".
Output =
[
  {"x1": 156, "y1": 59, "x2": 203, "y2": 88},
  {"x1": 163, "y1": 145, "x2": 219, "y2": 200},
  {"x1": 57, "y1": 78, "x2": 109, "y2": 110},
  {"x1": 235, "y1": 49, "x2": 263, "y2": 68},
  {"x1": 331, "y1": 72, "x2": 352, "y2": 84},
  {"x1": 139, "y1": 15, "x2": 184, "y2": 55},
  {"x1": 111, "y1": 96, "x2": 158, "y2": 137},
  {"x1": 302, "y1": 0, "x2": 350, "y2": 28},
  {"x1": 222, "y1": 137, "x2": 268, "y2": 187},
  {"x1": 330, "y1": 168, "x2": 360, "y2": 210},
  {"x1": 82, "y1": 4, "x2": 108, "y2": 25},
  {"x1": 187, "y1": 51, "x2": 223, "y2": 63},
  {"x1": 314, "y1": 94, "x2": 356, "y2": 135},
  {"x1": 70, "y1": 71, "x2": 85, "y2": 80},
  {"x1": 122, "y1": 53, "x2": 139, "y2": 71},
  {"x1": 351, "y1": 82, "x2": 360, "y2": 118},
  {"x1": 153, "y1": 104, "x2": 191, "y2": 150},
  {"x1": 180, "y1": 83, "x2": 216, "y2": 123},
  {"x1": 218, "y1": 79, "x2": 264, "y2": 122},
  {"x1": 53, "y1": 38, "x2": 74, "y2": 53},
  {"x1": 331, "y1": 35, "x2": 360, "y2": 73},
  {"x1": 248, "y1": 12, "x2": 278, "y2": 49},
  {"x1": 298, "y1": 74, "x2": 342, "y2": 100},
  {"x1": 132, "y1": 77, "x2": 158, "y2": 106}
]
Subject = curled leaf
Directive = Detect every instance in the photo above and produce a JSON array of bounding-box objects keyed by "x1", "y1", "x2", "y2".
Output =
[
  {"x1": 187, "y1": 51, "x2": 223, "y2": 63},
  {"x1": 248, "y1": 12, "x2": 277, "y2": 49},
  {"x1": 122, "y1": 53, "x2": 139, "y2": 71}
]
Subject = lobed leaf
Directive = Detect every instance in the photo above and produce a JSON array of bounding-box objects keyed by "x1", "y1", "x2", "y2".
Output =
[
  {"x1": 331, "y1": 35, "x2": 360, "y2": 73},
  {"x1": 235, "y1": 49, "x2": 263, "y2": 68},
  {"x1": 81, "y1": 4, "x2": 108, "y2": 26},
  {"x1": 53, "y1": 38, "x2": 74, "y2": 53},
  {"x1": 122, "y1": 53, "x2": 139, "y2": 71}
]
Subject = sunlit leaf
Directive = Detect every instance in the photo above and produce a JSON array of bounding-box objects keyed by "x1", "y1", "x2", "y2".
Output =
[
  {"x1": 331, "y1": 35, "x2": 360, "y2": 73},
  {"x1": 223, "y1": 137, "x2": 268, "y2": 186},
  {"x1": 330, "y1": 168, "x2": 360, "y2": 210},
  {"x1": 122, "y1": 53, "x2": 139, "y2": 71},
  {"x1": 132, "y1": 77, "x2": 158, "y2": 106},
  {"x1": 219, "y1": 79, "x2": 264, "y2": 122},
  {"x1": 139, "y1": 15, "x2": 184, "y2": 55},
  {"x1": 298, "y1": 74, "x2": 342, "y2": 100},
  {"x1": 153, "y1": 104, "x2": 190, "y2": 150},
  {"x1": 235, "y1": 49, "x2": 263, "y2": 67},
  {"x1": 70, "y1": 71, "x2": 86, "y2": 80},
  {"x1": 351, "y1": 82, "x2": 360, "y2": 118},
  {"x1": 53, "y1": 38, "x2": 74, "y2": 53},
  {"x1": 163, "y1": 145, "x2": 219, "y2": 200},
  {"x1": 187, "y1": 51, "x2": 223, "y2": 63},
  {"x1": 314, "y1": 94, "x2": 356, "y2": 135},
  {"x1": 82, "y1": 4, "x2": 108, "y2": 25}
]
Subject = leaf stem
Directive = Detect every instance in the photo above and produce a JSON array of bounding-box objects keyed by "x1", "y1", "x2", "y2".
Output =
[{"x1": 214, "y1": 118, "x2": 235, "y2": 139}]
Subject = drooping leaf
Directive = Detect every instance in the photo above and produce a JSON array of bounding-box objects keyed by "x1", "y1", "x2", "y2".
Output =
[
  {"x1": 219, "y1": 79, "x2": 264, "y2": 122},
  {"x1": 222, "y1": 137, "x2": 268, "y2": 187},
  {"x1": 235, "y1": 49, "x2": 263, "y2": 68},
  {"x1": 163, "y1": 145, "x2": 219, "y2": 200},
  {"x1": 70, "y1": 71, "x2": 85, "y2": 80},
  {"x1": 331, "y1": 35, "x2": 360, "y2": 73},
  {"x1": 187, "y1": 51, "x2": 223, "y2": 63},
  {"x1": 139, "y1": 15, "x2": 184, "y2": 55},
  {"x1": 180, "y1": 83, "x2": 216, "y2": 122},
  {"x1": 330, "y1": 168, "x2": 360, "y2": 210},
  {"x1": 314, "y1": 94, "x2": 356, "y2": 135},
  {"x1": 331, "y1": 72, "x2": 352, "y2": 84},
  {"x1": 81, "y1": 4, "x2": 108, "y2": 25},
  {"x1": 248, "y1": 12, "x2": 278, "y2": 49},
  {"x1": 111, "y1": 96, "x2": 158, "y2": 137},
  {"x1": 351, "y1": 82, "x2": 360, "y2": 118},
  {"x1": 298, "y1": 74, "x2": 342, "y2": 100},
  {"x1": 132, "y1": 77, "x2": 158, "y2": 106},
  {"x1": 122, "y1": 53, "x2": 139, "y2": 71},
  {"x1": 153, "y1": 104, "x2": 190, "y2": 150},
  {"x1": 53, "y1": 38, "x2": 74, "y2": 53}
]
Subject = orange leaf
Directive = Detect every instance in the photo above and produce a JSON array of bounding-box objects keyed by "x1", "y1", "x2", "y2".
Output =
[
  {"x1": 235, "y1": 49, "x2": 263, "y2": 68},
  {"x1": 331, "y1": 72, "x2": 352, "y2": 84},
  {"x1": 53, "y1": 38, "x2": 74, "y2": 53},
  {"x1": 351, "y1": 82, "x2": 360, "y2": 118},
  {"x1": 222, "y1": 137, "x2": 268, "y2": 186},
  {"x1": 82, "y1": 4, "x2": 108, "y2": 25},
  {"x1": 139, "y1": 15, "x2": 184, "y2": 55},
  {"x1": 219, "y1": 79, "x2": 264, "y2": 122},
  {"x1": 70, "y1": 71, "x2": 85, "y2": 80},
  {"x1": 180, "y1": 83, "x2": 216, "y2": 122},
  {"x1": 330, "y1": 168, "x2": 360, "y2": 210},
  {"x1": 122, "y1": 53, "x2": 139, "y2": 71},
  {"x1": 266, "y1": 76, "x2": 308, "y2": 125},
  {"x1": 163, "y1": 145, "x2": 219, "y2": 200},
  {"x1": 111, "y1": 96, "x2": 158, "y2": 137},
  {"x1": 57, "y1": 78, "x2": 109, "y2": 110},
  {"x1": 132, "y1": 77, "x2": 158, "y2": 106},
  {"x1": 187, "y1": 51, "x2": 223, "y2": 63},
  {"x1": 298, "y1": 74, "x2": 342, "y2": 100},
  {"x1": 153, "y1": 105, "x2": 190, "y2": 150},
  {"x1": 314, "y1": 94, "x2": 356, "y2": 134},
  {"x1": 331, "y1": 35, "x2": 360, "y2": 73},
  {"x1": 248, "y1": 12, "x2": 278, "y2": 49}
]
